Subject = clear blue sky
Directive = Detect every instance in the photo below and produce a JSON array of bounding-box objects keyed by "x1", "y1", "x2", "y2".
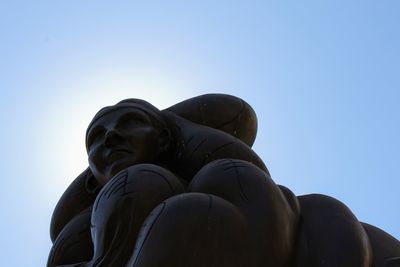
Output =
[{"x1": 1, "y1": 1, "x2": 399, "y2": 266}]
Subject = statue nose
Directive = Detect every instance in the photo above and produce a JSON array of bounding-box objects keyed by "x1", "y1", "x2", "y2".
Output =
[{"x1": 104, "y1": 129, "x2": 123, "y2": 148}]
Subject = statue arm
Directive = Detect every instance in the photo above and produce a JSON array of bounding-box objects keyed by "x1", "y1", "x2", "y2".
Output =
[
  {"x1": 50, "y1": 167, "x2": 100, "y2": 242},
  {"x1": 48, "y1": 209, "x2": 93, "y2": 267},
  {"x1": 165, "y1": 93, "x2": 258, "y2": 146},
  {"x1": 164, "y1": 112, "x2": 268, "y2": 181}
]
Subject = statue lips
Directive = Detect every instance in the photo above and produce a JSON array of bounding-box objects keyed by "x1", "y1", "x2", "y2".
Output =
[{"x1": 106, "y1": 148, "x2": 133, "y2": 165}]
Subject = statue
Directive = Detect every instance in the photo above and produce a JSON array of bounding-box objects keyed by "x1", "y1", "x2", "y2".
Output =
[{"x1": 48, "y1": 94, "x2": 400, "y2": 267}]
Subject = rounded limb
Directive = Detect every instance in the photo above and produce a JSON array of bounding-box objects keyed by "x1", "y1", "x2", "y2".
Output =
[
  {"x1": 385, "y1": 257, "x2": 400, "y2": 267},
  {"x1": 188, "y1": 159, "x2": 299, "y2": 267},
  {"x1": 164, "y1": 94, "x2": 258, "y2": 146},
  {"x1": 47, "y1": 209, "x2": 93, "y2": 267},
  {"x1": 295, "y1": 194, "x2": 372, "y2": 267},
  {"x1": 362, "y1": 223, "x2": 400, "y2": 267},
  {"x1": 50, "y1": 168, "x2": 99, "y2": 242},
  {"x1": 128, "y1": 192, "x2": 254, "y2": 267},
  {"x1": 88, "y1": 164, "x2": 184, "y2": 267}
]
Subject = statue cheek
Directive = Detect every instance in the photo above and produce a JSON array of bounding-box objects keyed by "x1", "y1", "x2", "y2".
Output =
[
  {"x1": 89, "y1": 148, "x2": 106, "y2": 171},
  {"x1": 125, "y1": 129, "x2": 157, "y2": 147}
]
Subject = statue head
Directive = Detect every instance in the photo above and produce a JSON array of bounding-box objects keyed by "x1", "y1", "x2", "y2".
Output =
[{"x1": 86, "y1": 99, "x2": 171, "y2": 185}]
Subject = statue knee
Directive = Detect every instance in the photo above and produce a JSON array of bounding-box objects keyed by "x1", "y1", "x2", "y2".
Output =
[
  {"x1": 129, "y1": 192, "x2": 254, "y2": 267},
  {"x1": 189, "y1": 159, "x2": 282, "y2": 205},
  {"x1": 91, "y1": 163, "x2": 185, "y2": 230},
  {"x1": 93, "y1": 164, "x2": 184, "y2": 212},
  {"x1": 89, "y1": 164, "x2": 185, "y2": 266},
  {"x1": 188, "y1": 159, "x2": 299, "y2": 267}
]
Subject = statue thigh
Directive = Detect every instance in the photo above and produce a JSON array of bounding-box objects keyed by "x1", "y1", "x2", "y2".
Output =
[
  {"x1": 87, "y1": 164, "x2": 184, "y2": 267},
  {"x1": 188, "y1": 159, "x2": 299, "y2": 267},
  {"x1": 127, "y1": 159, "x2": 299, "y2": 267},
  {"x1": 128, "y1": 192, "x2": 252, "y2": 267}
]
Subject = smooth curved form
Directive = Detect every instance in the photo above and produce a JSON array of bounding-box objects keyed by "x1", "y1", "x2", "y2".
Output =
[
  {"x1": 294, "y1": 194, "x2": 372, "y2": 267},
  {"x1": 128, "y1": 193, "x2": 251, "y2": 267},
  {"x1": 165, "y1": 93, "x2": 258, "y2": 146},
  {"x1": 188, "y1": 159, "x2": 299, "y2": 267},
  {"x1": 362, "y1": 223, "x2": 400, "y2": 267},
  {"x1": 48, "y1": 94, "x2": 400, "y2": 267}
]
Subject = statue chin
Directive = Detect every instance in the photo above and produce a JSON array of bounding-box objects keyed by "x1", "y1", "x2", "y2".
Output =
[
  {"x1": 94, "y1": 157, "x2": 159, "y2": 186},
  {"x1": 108, "y1": 159, "x2": 136, "y2": 177}
]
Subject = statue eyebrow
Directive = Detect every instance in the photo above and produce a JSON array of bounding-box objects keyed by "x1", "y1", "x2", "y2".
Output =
[
  {"x1": 88, "y1": 125, "x2": 105, "y2": 134},
  {"x1": 117, "y1": 110, "x2": 150, "y2": 123}
]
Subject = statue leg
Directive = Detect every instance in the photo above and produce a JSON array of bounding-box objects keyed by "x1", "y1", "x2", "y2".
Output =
[
  {"x1": 87, "y1": 164, "x2": 184, "y2": 267},
  {"x1": 188, "y1": 159, "x2": 300, "y2": 267},
  {"x1": 128, "y1": 192, "x2": 253, "y2": 267},
  {"x1": 362, "y1": 223, "x2": 400, "y2": 267},
  {"x1": 294, "y1": 194, "x2": 372, "y2": 267}
]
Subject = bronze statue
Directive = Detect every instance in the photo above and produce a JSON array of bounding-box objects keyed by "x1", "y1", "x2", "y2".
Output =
[{"x1": 48, "y1": 94, "x2": 400, "y2": 267}]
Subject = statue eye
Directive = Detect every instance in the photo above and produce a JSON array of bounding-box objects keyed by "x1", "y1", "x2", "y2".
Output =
[
  {"x1": 87, "y1": 129, "x2": 105, "y2": 148},
  {"x1": 118, "y1": 116, "x2": 147, "y2": 129}
]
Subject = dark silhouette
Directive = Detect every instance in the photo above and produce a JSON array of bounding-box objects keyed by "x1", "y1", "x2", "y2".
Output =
[{"x1": 48, "y1": 94, "x2": 400, "y2": 267}]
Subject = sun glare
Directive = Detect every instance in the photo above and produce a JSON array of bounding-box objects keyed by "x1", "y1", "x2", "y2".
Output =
[{"x1": 35, "y1": 70, "x2": 195, "y2": 201}]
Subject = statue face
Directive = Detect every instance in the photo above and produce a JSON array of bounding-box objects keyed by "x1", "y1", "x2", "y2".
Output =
[{"x1": 86, "y1": 108, "x2": 165, "y2": 185}]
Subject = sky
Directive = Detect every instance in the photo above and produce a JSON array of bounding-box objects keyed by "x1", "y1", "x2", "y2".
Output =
[{"x1": 0, "y1": 1, "x2": 399, "y2": 266}]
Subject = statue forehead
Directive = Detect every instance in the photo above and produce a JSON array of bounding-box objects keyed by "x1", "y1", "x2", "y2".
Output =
[
  {"x1": 90, "y1": 107, "x2": 148, "y2": 126},
  {"x1": 87, "y1": 106, "x2": 152, "y2": 132}
]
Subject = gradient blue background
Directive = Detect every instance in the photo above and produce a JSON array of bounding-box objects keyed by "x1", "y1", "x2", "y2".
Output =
[{"x1": 1, "y1": 1, "x2": 399, "y2": 266}]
